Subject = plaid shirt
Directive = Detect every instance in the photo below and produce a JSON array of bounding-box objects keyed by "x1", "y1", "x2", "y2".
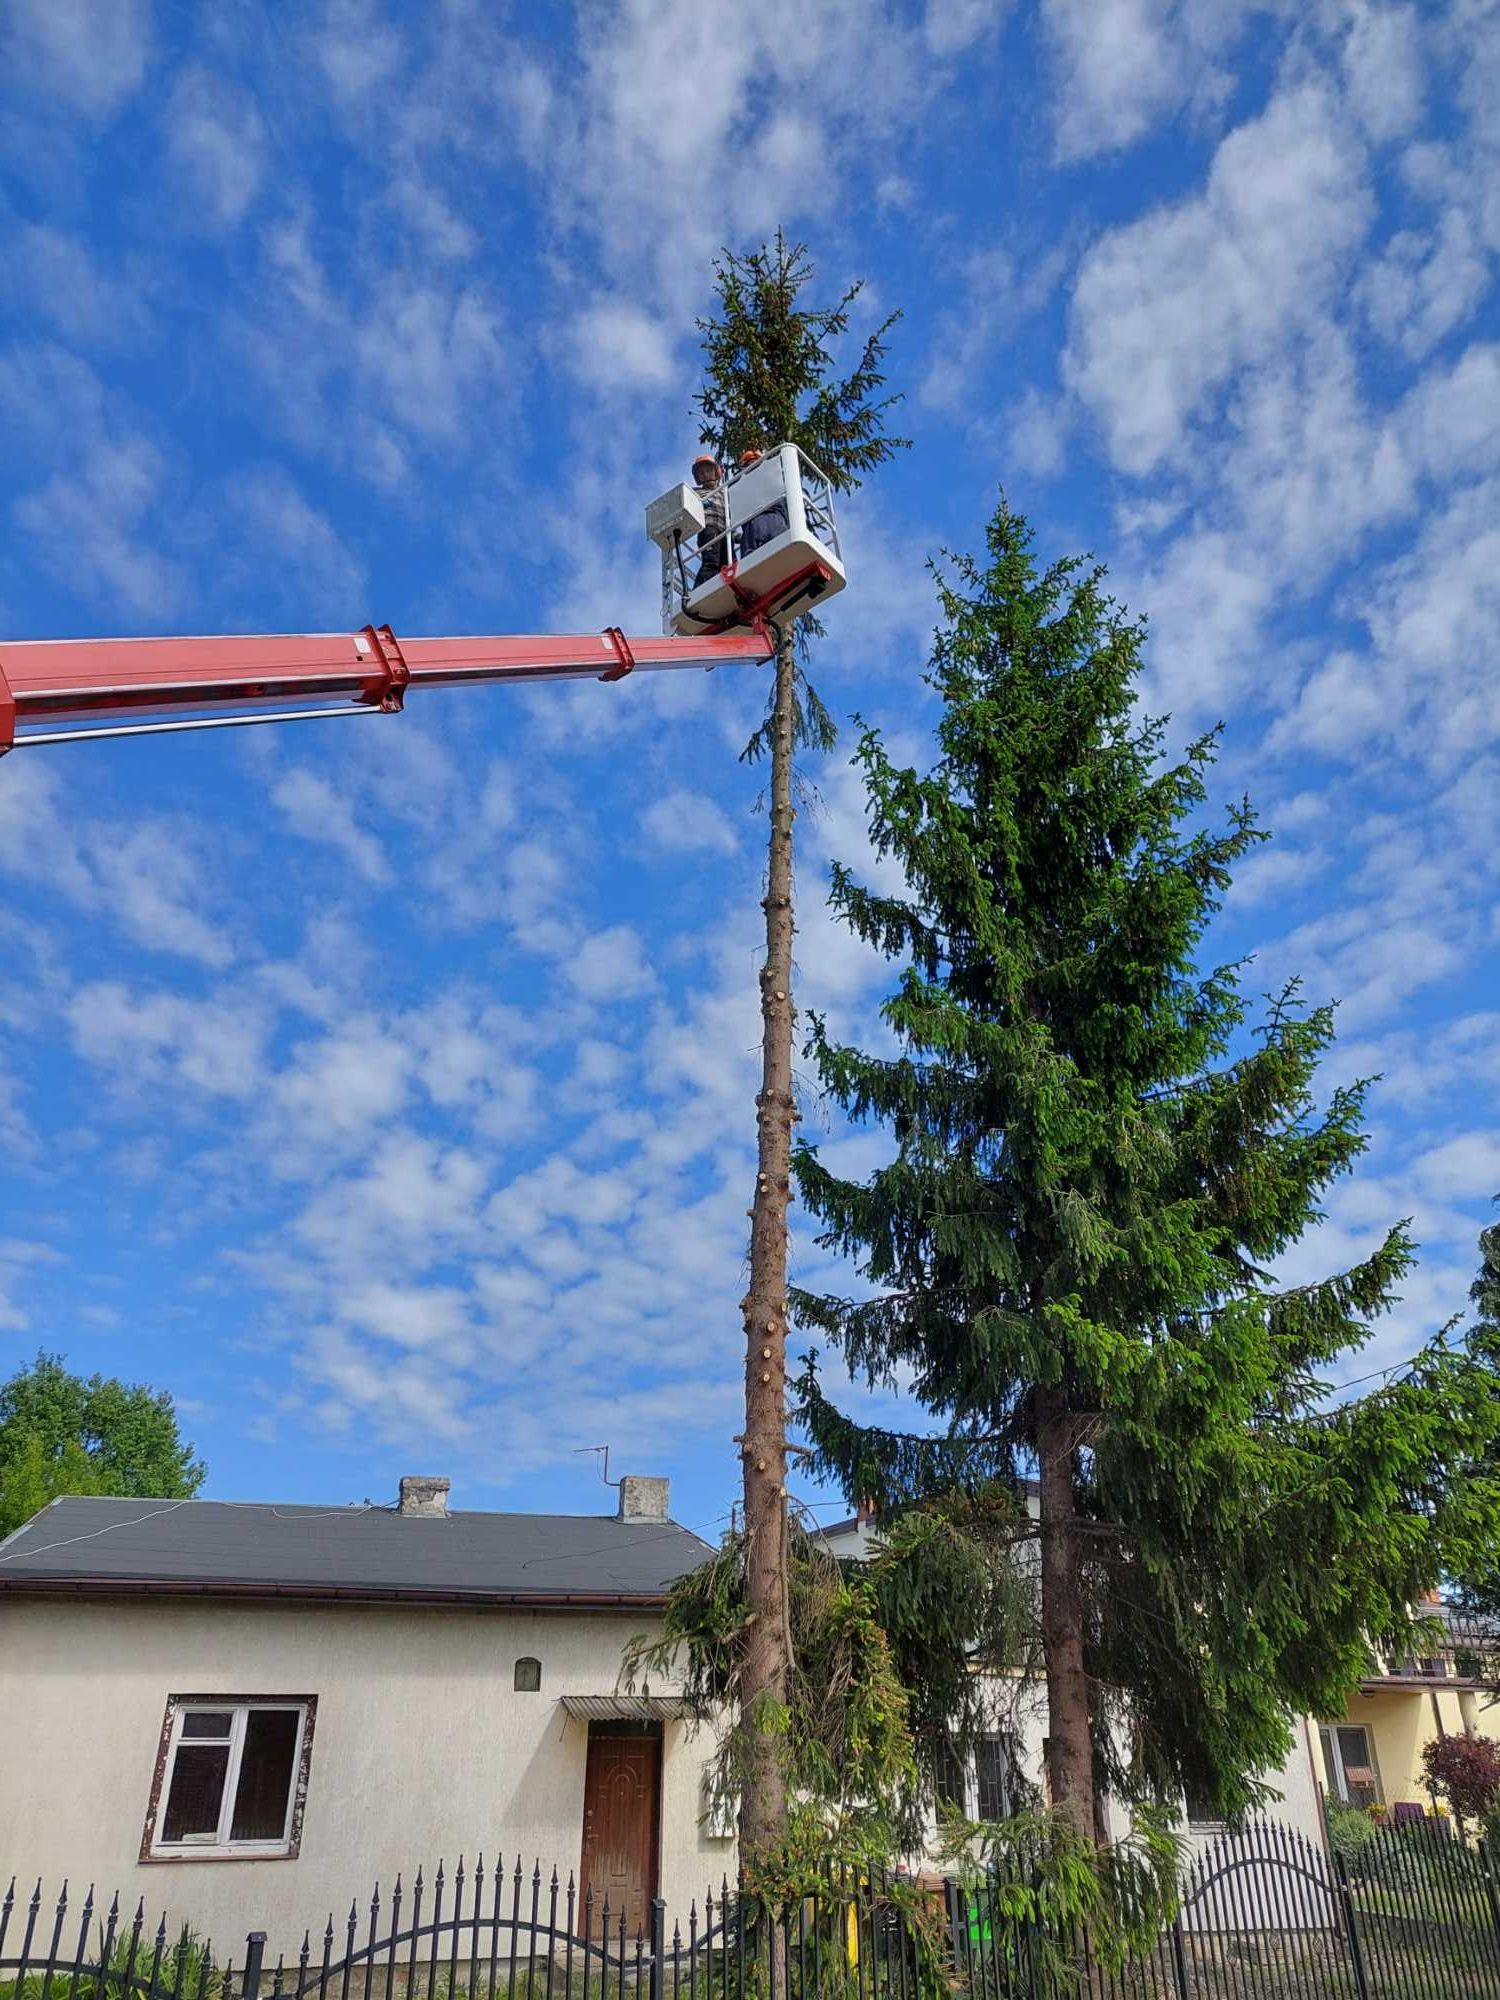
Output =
[{"x1": 696, "y1": 482, "x2": 727, "y2": 558}]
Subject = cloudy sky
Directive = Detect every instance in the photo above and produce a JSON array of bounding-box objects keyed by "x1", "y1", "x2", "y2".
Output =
[{"x1": 1, "y1": 0, "x2": 1496, "y2": 1533}]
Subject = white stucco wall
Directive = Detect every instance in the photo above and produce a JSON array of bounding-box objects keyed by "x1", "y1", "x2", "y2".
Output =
[
  {"x1": 820, "y1": 1512, "x2": 1326, "y2": 1858},
  {"x1": 0, "y1": 1597, "x2": 732, "y2": 1962}
]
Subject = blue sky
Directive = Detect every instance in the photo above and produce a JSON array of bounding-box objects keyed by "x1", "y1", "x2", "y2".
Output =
[{"x1": 0, "y1": 0, "x2": 1496, "y2": 1537}]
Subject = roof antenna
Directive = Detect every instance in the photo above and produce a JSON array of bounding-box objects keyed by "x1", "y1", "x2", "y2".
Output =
[{"x1": 574, "y1": 1445, "x2": 620, "y2": 1488}]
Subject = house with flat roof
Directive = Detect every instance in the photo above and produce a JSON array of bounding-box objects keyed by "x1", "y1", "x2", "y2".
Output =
[{"x1": 0, "y1": 1474, "x2": 726, "y2": 1955}]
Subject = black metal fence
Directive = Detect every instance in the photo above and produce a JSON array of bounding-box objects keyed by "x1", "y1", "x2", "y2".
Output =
[
  {"x1": 951, "y1": 1817, "x2": 1500, "y2": 2000},
  {"x1": 6, "y1": 1819, "x2": 1500, "y2": 2000}
]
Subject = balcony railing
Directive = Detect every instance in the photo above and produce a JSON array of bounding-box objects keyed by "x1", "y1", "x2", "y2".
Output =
[{"x1": 1361, "y1": 1618, "x2": 1500, "y2": 1687}]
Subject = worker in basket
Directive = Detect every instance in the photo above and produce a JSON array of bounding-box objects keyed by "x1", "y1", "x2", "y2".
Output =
[
  {"x1": 691, "y1": 452, "x2": 727, "y2": 587},
  {"x1": 735, "y1": 447, "x2": 788, "y2": 556}
]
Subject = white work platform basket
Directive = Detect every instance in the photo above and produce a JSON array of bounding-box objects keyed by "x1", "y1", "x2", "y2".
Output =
[{"x1": 645, "y1": 443, "x2": 846, "y2": 638}]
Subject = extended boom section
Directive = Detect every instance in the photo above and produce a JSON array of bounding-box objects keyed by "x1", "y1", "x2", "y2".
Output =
[{"x1": 0, "y1": 622, "x2": 776, "y2": 751}]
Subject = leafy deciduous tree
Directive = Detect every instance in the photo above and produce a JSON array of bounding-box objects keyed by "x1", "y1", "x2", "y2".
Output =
[{"x1": 0, "y1": 1351, "x2": 206, "y2": 1538}]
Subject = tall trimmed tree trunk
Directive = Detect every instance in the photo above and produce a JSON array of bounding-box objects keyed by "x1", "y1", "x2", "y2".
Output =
[
  {"x1": 1036, "y1": 1385, "x2": 1095, "y2": 1837},
  {"x1": 739, "y1": 629, "x2": 797, "y2": 1869}
]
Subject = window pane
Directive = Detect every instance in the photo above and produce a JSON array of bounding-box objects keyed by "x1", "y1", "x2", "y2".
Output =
[
  {"x1": 1336, "y1": 1727, "x2": 1370, "y2": 1765},
  {"x1": 514, "y1": 1658, "x2": 542, "y2": 1693},
  {"x1": 1318, "y1": 1728, "x2": 1339, "y2": 1796},
  {"x1": 161, "y1": 1746, "x2": 230, "y2": 1840},
  {"x1": 181, "y1": 1710, "x2": 234, "y2": 1739},
  {"x1": 230, "y1": 1709, "x2": 300, "y2": 1842},
  {"x1": 975, "y1": 1737, "x2": 1014, "y2": 1823},
  {"x1": 934, "y1": 1739, "x2": 967, "y2": 1814}
]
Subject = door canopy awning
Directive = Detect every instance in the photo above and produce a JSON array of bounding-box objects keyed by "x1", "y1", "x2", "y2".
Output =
[{"x1": 558, "y1": 1694, "x2": 688, "y2": 1721}]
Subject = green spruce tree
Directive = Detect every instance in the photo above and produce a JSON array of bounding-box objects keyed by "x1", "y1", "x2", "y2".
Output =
[
  {"x1": 1453, "y1": 1206, "x2": 1500, "y2": 1622},
  {"x1": 693, "y1": 232, "x2": 907, "y2": 1869},
  {"x1": 792, "y1": 500, "x2": 1500, "y2": 1837}
]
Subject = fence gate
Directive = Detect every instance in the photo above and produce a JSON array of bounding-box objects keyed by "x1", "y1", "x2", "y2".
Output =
[{"x1": 1175, "y1": 1820, "x2": 1359, "y2": 2000}]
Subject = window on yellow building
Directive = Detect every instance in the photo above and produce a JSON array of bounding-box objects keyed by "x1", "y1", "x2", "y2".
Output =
[{"x1": 1319, "y1": 1723, "x2": 1381, "y2": 1808}]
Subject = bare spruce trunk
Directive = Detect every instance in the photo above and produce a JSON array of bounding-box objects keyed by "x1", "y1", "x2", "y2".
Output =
[
  {"x1": 1036, "y1": 1384, "x2": 1096, "y2": 1839},
  {"x1": 739, "y1": 630, "x2": 797, "y2": 1872}
]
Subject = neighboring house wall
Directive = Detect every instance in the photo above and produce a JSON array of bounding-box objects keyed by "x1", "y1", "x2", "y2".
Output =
[
  {"x1": 817, "y1": 1509, "x2": 1326, "y2": 1855},
  {"x1": 0, "y1": 1597, "x2": 730, "y2": 1959},
  {"x1": 1318, "y1": 1685, "x2": 1490, "y2": 1811},
  {"x1": 1184, "y1": 1719, "x2": 1325, "y2": 1853}
]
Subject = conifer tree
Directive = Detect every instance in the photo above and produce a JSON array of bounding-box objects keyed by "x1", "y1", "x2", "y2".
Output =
[
  {"x1": 693, "y1": 233, "x2": 906, "y2": 1868},
  {"x1": 1453, "y1": 1207, "x2": 1500, "y2": 1622},
  {"x1": 792, "y1": 501, "x2": 1500, "y2": 1837}
]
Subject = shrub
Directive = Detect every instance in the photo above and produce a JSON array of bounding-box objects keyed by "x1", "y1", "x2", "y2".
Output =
[
  {"x1": 1421, "y1": 1733, "x2": 1500, "y2": 1820},
  {"x1": 1324, "y1": 1798, "x2": 1381, "y2": 1860}
]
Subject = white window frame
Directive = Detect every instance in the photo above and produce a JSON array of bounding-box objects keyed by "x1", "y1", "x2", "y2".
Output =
[
  {"x1": 1319, "y1": 1722, "x2": 1382, "y2": 1806},
  {"x1": 932, "y1": 1733, "x2": 1020, "y2": 1824},
  {"x1": 149, "y1": 1699, "x2": 310, "y2": 1860}
]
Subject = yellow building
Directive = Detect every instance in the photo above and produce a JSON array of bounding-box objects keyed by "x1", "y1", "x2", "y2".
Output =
[{"x1": 1316, "y1": 1601, "x2": 1499, "y2": 1816}]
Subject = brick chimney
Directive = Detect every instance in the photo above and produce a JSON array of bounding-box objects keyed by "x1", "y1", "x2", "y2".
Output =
[
  {"x1": 618, "y1": 1476, "x2": 669, "y2": 1523},
  {"x1": 399, "y1": 1476, "x2": 450, "y2": 1518}
]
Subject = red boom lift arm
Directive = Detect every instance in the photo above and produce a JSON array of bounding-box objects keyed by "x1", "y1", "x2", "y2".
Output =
[{"x1": 0, "y1": 620, "x2": 776, "y2": 752}]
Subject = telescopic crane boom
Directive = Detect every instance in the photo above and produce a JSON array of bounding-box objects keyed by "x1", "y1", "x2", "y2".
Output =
[
  {"x1": 0, "y1": 621, "x2": 775, "y2": 753},
  {"x1": 0, "y1": 444, "x2": 853, "y2": 754}
]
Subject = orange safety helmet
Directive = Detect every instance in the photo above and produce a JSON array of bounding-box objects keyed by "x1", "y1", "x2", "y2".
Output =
[
  {"x1": 692, "y1": 451, "x2": 720, "y2": 478},
  {"x1": 738, "y1": 448, "x2": 765, "y2": 468}
]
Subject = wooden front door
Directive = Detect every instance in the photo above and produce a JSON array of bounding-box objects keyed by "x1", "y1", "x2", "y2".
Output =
[{"x1": 580, "y1": 1725, "x2": 661, "y2": 1939}]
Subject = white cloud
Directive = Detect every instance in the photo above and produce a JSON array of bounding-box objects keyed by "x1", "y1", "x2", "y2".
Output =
[
  {"x1": 313, "y1": 0, "x2": 405, "y2": 104},
  {"x1": 566, "y1": 926, "x2": 658, "y2": 1002},
  {"x1": 1064, "y1": 79, "x2": 1372, "y2": 474},
  {"x1": 0, "y1": 762, "x2": 233, "y2": 967},
  {"x1": 1360, "y1": 211, "x2": 1492, "y2": 359},
  {"x1": 567, "y1": 302, "x2": 677, "y2": 391},
  {"x1": 920, "y1": 242, "x2": 1073, "y2": 415},
  {"x1": 641, "y1": 791, "x2": 739, "y2": 856},
  {"x1": 923, "y1": 0, "x2": 1004, "y2": 55},
  {"x1": 5, "y1": 226, "x2": 155, "y2": 349},
  {"x1": 221, "y1": 468, "x2": 366, "y2": 612},
  {"x1": 67, "y1": 983, "x2": 267, "y2": 1100},
  {"x1": 1, "y1": 0, "x2": 151, "y2": 116},
  {"x1": 0, "y1": 1240, "x2": 62, "y2": 1335},
  {"x1": 1413, "y1": 1132, "x2": 1500, "y2": 1205},
  {"x1": 1041, "y1": 0, "x2": 1261, "y2": 161},
  {"x1": 354, "y1": 285, "x2": 507, "y2": 442},
  {"x1": 1339, "y1": 1, "x2": 1425, "y2": 143},
  {"x1": 0, "y1": 344, "x2": 185, "y2": 620},
  {"x1": 166, "y1": 68, "x2": 267, "y2": 228},
  {"x1": 271, "y1": 768, "x2": 390, "y2": 883}
]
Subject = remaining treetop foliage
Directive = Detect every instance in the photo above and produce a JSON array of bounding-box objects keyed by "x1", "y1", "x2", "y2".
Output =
[{"x1": 696, "y1": 230, "x2": 907, "y2": 490}]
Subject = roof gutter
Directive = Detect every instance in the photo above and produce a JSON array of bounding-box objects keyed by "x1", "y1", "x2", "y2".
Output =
[{"x1": 0, "y1": 1575, "x2": 673, "y2": 1610}]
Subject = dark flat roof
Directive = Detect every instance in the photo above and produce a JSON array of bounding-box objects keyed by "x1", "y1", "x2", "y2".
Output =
[{"x1": 0, "y1": 1497, "x2": 714, "y2": 1608}]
